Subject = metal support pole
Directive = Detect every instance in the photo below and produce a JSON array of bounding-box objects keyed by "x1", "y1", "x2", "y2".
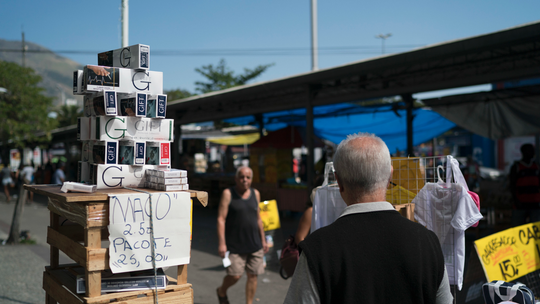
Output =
[
  {"x1": 306, "y1": 86, "x2": 315, "y2": 190},
  {"x1": 401, "y1": 94, "x2": 414, "y2": 156},
  {"x1": 121, "y1": 0, "x2": 129, "y2": 47},
  {"x1": 173, "y1": 123, "x2": 182, "y2": 168},
  {"x1": 254, "y1": 113, "x2": 264, "y2": 138},
  {"x1": 21, "y1": 31, "x2": 26, "y2": 67},
  {"x1": 310, "y1": 0, "x2": 318, "y2": 71},
  {"x1": 536, "y1": 133, "x2": 540, "y2": 165}
]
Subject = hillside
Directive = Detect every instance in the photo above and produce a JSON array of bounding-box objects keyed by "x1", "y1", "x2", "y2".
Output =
[{"x1": 0, "y1": 39, "x2": 84, "y2": 106}]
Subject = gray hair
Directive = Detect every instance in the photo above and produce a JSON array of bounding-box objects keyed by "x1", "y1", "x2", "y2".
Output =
[
  {"x1": 333, "y1": 133, "x2": 391, "y2": 196},
  {"x1": 236, "y1": 166, "x2": 253, "y2": 178}
]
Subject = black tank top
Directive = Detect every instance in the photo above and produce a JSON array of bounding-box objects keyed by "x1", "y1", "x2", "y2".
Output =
[{"x1": 225, "y1": 187, "x2": 262, "y2": 254}]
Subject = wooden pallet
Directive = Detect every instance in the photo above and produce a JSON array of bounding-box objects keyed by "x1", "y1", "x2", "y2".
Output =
[{"x1": 25, "y1": 185, "x2": 205, "y2": 304}]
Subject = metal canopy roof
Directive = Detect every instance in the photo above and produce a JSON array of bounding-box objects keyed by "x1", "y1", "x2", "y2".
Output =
[{"x1": 167, "y1": 21, "x2": 540, "y2": 125}]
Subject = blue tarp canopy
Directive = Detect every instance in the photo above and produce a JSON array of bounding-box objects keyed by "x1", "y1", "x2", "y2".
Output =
[{"x1": 225, "y1": 103, "x2": 456, "y2": 153}]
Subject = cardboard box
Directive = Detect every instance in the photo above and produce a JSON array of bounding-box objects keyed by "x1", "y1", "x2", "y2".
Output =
[
  {"x1": 134, "y1": 141, "x2": 146, "y2": 166},
  {"x1": 94, "y1": 164, "x2": 170, "y2": 189},
  {"x1": 156, "y1": 184, "x2": 189, "y2": 191},
  {"x1": 147, "y1": 94, "x2": 167, "y2": 118},
  {"x1": 146, "y1": 182, "x2": 189, "y2": 191},
  {"x1": 77, "y1": 161, "x2": 91, "y2": 184},
  {"x1": 81, "y1": 141, "x2": 91, "y2": 162},
  {"x1": 92, "y1": 116, "x2": 128, "y2": 141},
  {"x1": 146, "y1": 168, "x2": 187, "y2": 178},
  {"x1": 118, "y1": 140, "x2": 146, "y2": 166},
  {"x1": 92, "y1": 141, "x2": 118, "y2": 165},
  {"x1": 83, "y1": 65, "x2": 163, "y2": 95},
  {"x1": 92, "y1": 116, "x2": 173, "y2": 141},
  {"x1": 148, "y1": 176, "x2": 188, "y2": 185},
  {"x1": 119, "y1": 92, "x2": 147, "y2": 117},
  {"x1": 77, "y1": 117, "x2": 91, "y2": 141},
  {"x1": 146, "y1": 142, "x2": 170, "y2": 166},
  {"x1": 98, "y1": 44, "x2": 150, "y2": 70},
  {"x1": 73, "y1": 70, "x2": 84, "y2": 95},
  {"x1": 118, "y1": 140, "x2": 135, "y2": 165},
  {"x1": 84, "y1": 91, "x2": 118, "y2": 116}
]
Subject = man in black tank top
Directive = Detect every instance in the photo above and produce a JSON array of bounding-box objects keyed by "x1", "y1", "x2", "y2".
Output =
[{"x1": 217, "y1": 166, "x2": 268, "y2": 304}]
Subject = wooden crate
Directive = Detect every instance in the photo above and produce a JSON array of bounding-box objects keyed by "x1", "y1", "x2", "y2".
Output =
[
  {"x1": 26, "y1": 185, "x2": 206, "y2": 304},
  {"x1": 43, "y1": 266, "x2": 193, "y2": 304}
]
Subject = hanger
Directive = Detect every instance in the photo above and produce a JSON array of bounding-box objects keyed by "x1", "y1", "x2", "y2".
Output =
[{"x1": 437, "y1": 165, "x2": 445, "y2": 184}]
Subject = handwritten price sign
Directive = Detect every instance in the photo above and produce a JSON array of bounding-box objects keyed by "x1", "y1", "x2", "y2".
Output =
[
  {"x1": 108, "y1": 192, "x2": 192, "y2": 273},
  {"x1": 474, "y1": 222, "x2": 540, "y2": 281}
]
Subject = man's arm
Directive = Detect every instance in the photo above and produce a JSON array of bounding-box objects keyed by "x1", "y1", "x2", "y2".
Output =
[
  {"x1": 436, "y1": 266, "x2": 453, "y2": 304},
  {"x1": 283, "y1": 253, "x2": 320, "y2": 304},
  {"x1": 217, "y1": 189, "x2": 231, "y2": 258},
  {"x1": 255, "y1": 189, "x2": 268, "y2": 253}
]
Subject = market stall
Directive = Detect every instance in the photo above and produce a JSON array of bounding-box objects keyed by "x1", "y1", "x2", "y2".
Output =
[{"x1": 248, "y1": 126, "x2": 324, "y2": 212}]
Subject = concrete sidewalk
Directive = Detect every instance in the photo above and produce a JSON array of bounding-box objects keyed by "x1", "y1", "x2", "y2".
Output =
[{"x1": 0, "y1": 192, "x2": 298, "y2": 304}]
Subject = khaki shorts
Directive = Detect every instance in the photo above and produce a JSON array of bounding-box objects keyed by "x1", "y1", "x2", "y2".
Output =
[{"x1": 226, "y1": 248, "x2": 265, "y2": 276}]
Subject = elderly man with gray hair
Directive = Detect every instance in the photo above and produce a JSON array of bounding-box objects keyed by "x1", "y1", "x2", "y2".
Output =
[{"x1": 284, "y1": 133, "x2": 452, "y2": 304}]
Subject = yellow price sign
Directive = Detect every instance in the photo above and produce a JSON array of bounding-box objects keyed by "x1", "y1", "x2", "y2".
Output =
[
  {"x1": 259, "y1": 200, "x2": 281, "y2": 231},
  {"x1": 474, "y1": 222, "x2": 540, "y2": 282}
]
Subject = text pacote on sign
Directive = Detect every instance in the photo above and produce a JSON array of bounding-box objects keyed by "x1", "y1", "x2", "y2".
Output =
[
  {"x1": 83, "y1": 65, "x2": 163, "y2": 95},
  {"x1": 98, "y1": 44, "x2": 150, "y2": 70},
  {"x1": 91, "y1": 116, "x2": 174, "y2": 141}
]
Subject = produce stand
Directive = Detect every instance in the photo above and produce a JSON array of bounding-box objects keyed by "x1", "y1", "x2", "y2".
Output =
[{"x1": 26, "y1": 184, "x2": 207, "y2": 304}]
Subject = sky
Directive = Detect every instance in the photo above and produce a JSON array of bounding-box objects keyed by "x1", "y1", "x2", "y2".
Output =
[{"x1": 1, "y1": 0, "x2": 539, "y2": 97}]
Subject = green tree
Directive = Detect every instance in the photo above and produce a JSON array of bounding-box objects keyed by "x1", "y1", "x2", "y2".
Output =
[
  {"x1": 56, "y1": 104, "x2": 82, "y2": 128},
  {"x1": 0, "y1": 61, "x2": 57, "y2": 150},
  {"x1": 194, "y1": 59, "x2": 274, "y2": 94},
  {"x1": 165, "y1": 88, "x2": 193, "y2": 101}
]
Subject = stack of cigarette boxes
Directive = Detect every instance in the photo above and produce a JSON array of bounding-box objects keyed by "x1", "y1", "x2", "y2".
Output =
[
  {"x1": 75, "y1": 44, "x2": 176, "y2": 190},
  {"x1": 145, "y1": 168, "x2": 189, "y2": 191}
]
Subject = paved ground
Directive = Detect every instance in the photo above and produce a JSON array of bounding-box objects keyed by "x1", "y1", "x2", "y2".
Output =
[{"x1": 0, "y1": 190, "x2": 301, "y2": 304}]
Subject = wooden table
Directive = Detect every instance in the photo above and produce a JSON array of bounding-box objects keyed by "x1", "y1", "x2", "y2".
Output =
[{"x1": 26, "y1": 185, "x2": 207, "y2": 304}]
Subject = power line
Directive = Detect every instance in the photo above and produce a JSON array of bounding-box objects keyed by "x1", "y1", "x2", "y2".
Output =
[{"x1": 0, "y1": 44, "x2": 425, "y2": 57}]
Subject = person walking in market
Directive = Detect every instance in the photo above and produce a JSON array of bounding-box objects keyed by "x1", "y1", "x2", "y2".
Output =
[
  {"x1": 509, "y1": 143, "x2": 540, "y2": 226},
  {"x1": 1, "y1": 161, "x2": 15, "y2": 202},
  {"x1": 20, "y1": 161, "x2": 35, "y2": 203},
  {"x1": 216, "y1": 166, "x2": 268, "y2": 304},
  {"x1": 284, "y1": 133, "x2": 453, "y2": 304}
]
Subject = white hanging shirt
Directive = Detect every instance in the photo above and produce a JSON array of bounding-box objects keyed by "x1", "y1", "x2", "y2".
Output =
[
  {"x1": 311, "y1": 184, "x2": 347, "y2": 233},
  {"x1": 412, "y1": 182, "x2": 482, "y2": 290}
]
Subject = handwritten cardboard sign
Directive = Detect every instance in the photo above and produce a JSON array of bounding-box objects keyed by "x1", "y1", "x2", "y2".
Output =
[
  {"x1": 474, "y1": 222, "x2": 540, "y2": 282},
  {"x1": 108, "y1": 192, "x2": 192, "y2": 273},
  {"x1": 259, "y1": 200, "x2": 280, "y2": 231}
]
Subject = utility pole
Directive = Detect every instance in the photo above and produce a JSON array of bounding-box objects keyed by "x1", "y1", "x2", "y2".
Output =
[
  {"x1": 121, "y1": 0, "x2": 129, "y2": 47},
  {"x1": 21, "y1": 31, "x2": 26, "y2": 67},
  {"x1": 310, "y1": 0, "x2": 318, "y2": 71},
  {"x1": 375, "y1": 33, "x2": 392, "y2": 54}
]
